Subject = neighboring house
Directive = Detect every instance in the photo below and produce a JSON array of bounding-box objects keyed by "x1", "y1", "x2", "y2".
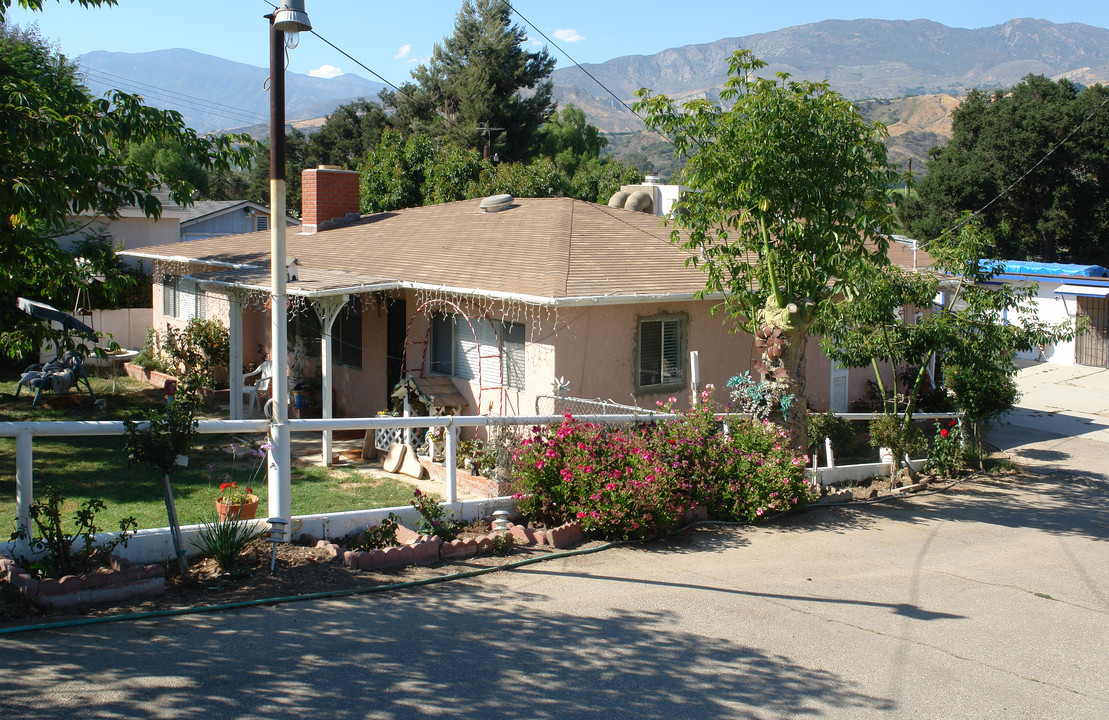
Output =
[
  {"x1": 982, "y1": 260, "x2": 1109, "y2": 368},
  {"x1": 121, "y1": 168, "x2": 925, "y2": 425},
  {"x1": 59, "y1": 189, "x2": 301, "y2": 266}
]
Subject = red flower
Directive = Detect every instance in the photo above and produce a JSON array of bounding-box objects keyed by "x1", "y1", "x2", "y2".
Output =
[
  {"x1": 949, "y1": 420, "x2": 957, "y2": 427},
  {"x1": 940, "y1": 429, "x2": 949, "y2": 437},
  {"x1": 245, "y1": 487, "x2": 253, "y2": 495},
  {"x1": 220, "y1": 482, "x2": 230, "y2": 491}
]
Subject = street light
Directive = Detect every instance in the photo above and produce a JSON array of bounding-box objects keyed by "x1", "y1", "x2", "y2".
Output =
[{"x1": 266, "y1": 1, "x2": 311, "y2": 539}]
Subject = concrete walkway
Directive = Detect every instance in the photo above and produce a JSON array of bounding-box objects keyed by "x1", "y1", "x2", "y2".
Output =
[{"x1": 1, "y1": 365, "x2": 1106, "y2": 719}]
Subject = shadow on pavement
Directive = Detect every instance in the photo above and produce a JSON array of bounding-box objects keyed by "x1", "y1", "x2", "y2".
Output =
[{"x1": 0, "y1": 582, "x2": 896, "y2": 720}]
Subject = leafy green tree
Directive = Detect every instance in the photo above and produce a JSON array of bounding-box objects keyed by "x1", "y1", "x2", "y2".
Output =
[
  {"x1": 384, "y1": 0, "x2": 555, "y2": 161},
  {"x1": 636, "y1": 50, "x2": 902, "y2": 445},
  {"x1": 823, "y1": 220, "x2": 1072, "y2": 473},
  {"x1": 536, "y1": 104, "x2": 606, "y2": 177},
  {"x1": 0, "y1": 0, "x2": 113, "y2": 22},
  {"x1": 128, "y1": 138, "x2": 209, "y2": 197},
  {"x1": 0, "y1": 24, "x2": 251, "y2": 362},
  {"x1": 305, "y1": 99, "x2": 390, "y2": 169},
  {"x1": 902, "y1": 75, "x2": 1109, "y2": 263}
]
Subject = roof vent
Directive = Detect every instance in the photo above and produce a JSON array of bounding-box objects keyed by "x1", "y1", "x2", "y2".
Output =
[
  {"x1": 644, "y1": 173, "x2": 660, "y2": 184},
  {"x1": 480, "y1": 194, "x2": 514, "y2": 213}
]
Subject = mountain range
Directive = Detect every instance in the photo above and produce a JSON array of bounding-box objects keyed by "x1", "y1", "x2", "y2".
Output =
[{"x1": 76, "y1": 18, "x2": 1109, "y2": 173}]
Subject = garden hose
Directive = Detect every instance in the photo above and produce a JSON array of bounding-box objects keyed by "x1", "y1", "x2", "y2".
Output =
[{"x1": 0, "y1": 539, "x2": 619, "y2": 637}]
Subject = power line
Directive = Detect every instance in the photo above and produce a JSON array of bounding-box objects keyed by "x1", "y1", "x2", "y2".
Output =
[{"x1": 81, "y1": 68, "x2": 269, "y2": 128}]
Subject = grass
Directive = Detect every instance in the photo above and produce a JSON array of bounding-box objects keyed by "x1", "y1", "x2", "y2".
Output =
[{"x1": 0, "y1": 372, "x2": 420, "y2": 536}]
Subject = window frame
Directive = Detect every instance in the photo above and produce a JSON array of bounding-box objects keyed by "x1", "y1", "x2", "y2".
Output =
[
  {"x1": 429, "y1": 313, "x2": 526, "y2": 392},
  {"x1": 636, "y1": 314, "x2": 686, "y2": 392},
  {"x1": 331, "y1": 297, "x2": 363, "y2": 369},
  {"x1": 162, "y1": 274, "x2": 206, "y2": 321}
]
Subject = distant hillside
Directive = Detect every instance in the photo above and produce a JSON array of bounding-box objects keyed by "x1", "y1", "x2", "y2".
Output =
[{"x1": 77, "y1": 49, "x2": 386, "y2": 134}]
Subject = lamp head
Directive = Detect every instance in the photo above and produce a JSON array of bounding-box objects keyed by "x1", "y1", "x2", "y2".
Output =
[{"x1": 273, "y1": 0, "x2": 311, "y2": 47}]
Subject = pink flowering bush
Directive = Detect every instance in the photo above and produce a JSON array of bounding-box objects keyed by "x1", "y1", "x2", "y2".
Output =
[{"x1": 511, "y1": 390, "x2": 816, "y2": 540}]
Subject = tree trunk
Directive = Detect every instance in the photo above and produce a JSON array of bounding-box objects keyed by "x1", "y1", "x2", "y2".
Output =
[{"x1": 755, "y1": 298, "x2": 812, "y2": 452}]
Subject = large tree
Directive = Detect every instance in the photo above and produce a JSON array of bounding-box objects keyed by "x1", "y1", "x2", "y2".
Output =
[
  {"x1": 305, "y1": 99, "x2": 390, "y2": 170},
  {"x1": 0, "y1": 22, "x2": 250, "y2": 360},
  {"x1": 902, "y1": 75, "x2": 1109, "y2": 263},
  {"x1": 635, "y1": 50, "x2": 902, "y2": 444},
  {"x1": 383, "y1": 0, "x2": 555, "y2": 162}
]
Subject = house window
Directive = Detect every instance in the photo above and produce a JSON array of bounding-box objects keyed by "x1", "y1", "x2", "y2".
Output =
[
  {"x1": 430, "y1": 313, "x2": 525, "y2": 391},
  {"x1": 162, "y1": 275, "x2": 206, "y2": 320},
  {"x1": 638, "y1": 315, "x2": 684, "y2": 389},
  {"x1": 331, "y1": 297, "x2": 362, "y2": 369},
  {"x1": 254, "y1": 214, "x2": 270, "y2": 232}
]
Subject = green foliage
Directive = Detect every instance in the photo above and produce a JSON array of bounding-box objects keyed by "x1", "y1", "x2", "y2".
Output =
[
  {"x1": 0, "y1": 24, "x2": 252, "y2": 360},
  {"x1": 9, "y1": 485, "x2": 137, "y2": 579},
  {"x1": 410, "y1": 489, "x2": 465, "y2": 541},
  {"x1": 902, "y1": 75, "x2": 1109, "y2": 263},
  {"x1": 68, "y1": 231, "x2": 151, "y2": 310},
  {"x1": 807, "y1": 413, "x2": 859, "y2": 460},
  {"x1": 160, "y1": 318, "x2": 230, "y2": 389},
  {"x1": 479, "y1": 530, "x2": 515, "y2": 556},
  {"x1": 383, "y1": 0, "x2": 555, "y2": 161},
  {"x1": 511, "y1": 395, "x2": 815, "y2": 540},
  {"x1": 123, "y1": 391, "x2": 201, "y2": 477},
  {"x1": 635, "y1": 50, "x2": 902, "y2": 443},
  {"x1": 867, "y1": 413, "x2": 925, "y2": 468},
  {"x1": 305, "y1": 99, "x2": 390, "y2": 169},
  {"x1": 191, "y1": 516, "x2": 265, "y2": 572},
  {"x1": 926, "y1": 420, "x2": 968, "y2": 476},
  {"x1": 349, "y1": 513, "x2": 402, "y2": 551},
  {"x1": 726, "y1": 371, "x2": 797, "y2": 423},
  {"x1": 536, "y1": 104, "x2": 607, "y2": 177}
]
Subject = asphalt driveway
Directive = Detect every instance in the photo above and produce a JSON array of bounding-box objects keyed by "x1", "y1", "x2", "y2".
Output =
[{"x1": 0, "y1": 364, "x2": 1106, "y2": 719}]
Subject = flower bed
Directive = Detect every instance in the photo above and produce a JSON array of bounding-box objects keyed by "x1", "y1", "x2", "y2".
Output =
[{"x1": 0, "y1": 553, "x2": 165, "y2": 608}]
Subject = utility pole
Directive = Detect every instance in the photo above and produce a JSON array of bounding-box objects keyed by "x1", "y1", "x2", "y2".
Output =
[{"x1": 476, "y1": 126, "x2": 504, "y2": 160}]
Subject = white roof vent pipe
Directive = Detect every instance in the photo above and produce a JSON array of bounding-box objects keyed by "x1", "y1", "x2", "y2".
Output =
[
  {"x1": 644, "y1": 172, "x2": 661, "y2": 184},
  {"x1": 480, "y1": 194, "x2": 514, "y2": 213}
]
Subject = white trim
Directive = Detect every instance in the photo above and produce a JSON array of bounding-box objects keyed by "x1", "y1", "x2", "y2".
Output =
[{"x1": 1055, "y1": 284, "x2": 1109, "y2": 298}]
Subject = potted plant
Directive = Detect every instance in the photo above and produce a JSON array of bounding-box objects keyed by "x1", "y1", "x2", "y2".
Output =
[{"x1": 211, "y1": 441, "x2": 269, "y2": 520}]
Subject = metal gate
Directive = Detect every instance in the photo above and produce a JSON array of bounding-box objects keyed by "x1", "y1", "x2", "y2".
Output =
[{"x1": 1076, "y1": 296, "x2": 1109, "y2": 368}]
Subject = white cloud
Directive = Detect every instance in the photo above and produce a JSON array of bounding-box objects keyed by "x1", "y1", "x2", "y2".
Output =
[
  {"x1": 309, "y1": 64, "x2": 343, "y2": 79},
  {"x1": 394, "y1": 44, "x2": 412, "y2": 60},
  {"x1": 553, "y1": 28, "x2": 584, "y2": 43}
]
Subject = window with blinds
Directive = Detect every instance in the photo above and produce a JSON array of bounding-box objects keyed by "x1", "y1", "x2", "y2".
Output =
[
  {"x1": 430, "y1": 314, "x2": 525, "y2": 391},
  {"x1": 638, "y1": 316, "x2": 684, "y2": 389},
  {"x1": 162, "y1": 275, "x2": 206, "y2": 321}
]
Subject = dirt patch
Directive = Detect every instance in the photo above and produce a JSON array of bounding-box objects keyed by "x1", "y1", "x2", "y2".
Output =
[{"x1": 0, "y1": 536, "x2": 604, "y2": 629}]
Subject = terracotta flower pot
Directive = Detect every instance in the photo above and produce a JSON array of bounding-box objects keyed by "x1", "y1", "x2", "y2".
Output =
[{"x1": 216, "y1": 494, "x2": 259, "y2": 521}]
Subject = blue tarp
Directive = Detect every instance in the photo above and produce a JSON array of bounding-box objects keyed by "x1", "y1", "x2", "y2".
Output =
[{"x1": 978, "y1": 260, "x2": 1109, "y2": 278}]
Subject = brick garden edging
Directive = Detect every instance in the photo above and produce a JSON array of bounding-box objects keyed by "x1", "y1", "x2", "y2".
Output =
[
  {"x1": 308, "y1": 520, "x2": 586, "y2": 572},
  {"x1": 0, "y1": 553, "x2": 165, "y2": 608}
]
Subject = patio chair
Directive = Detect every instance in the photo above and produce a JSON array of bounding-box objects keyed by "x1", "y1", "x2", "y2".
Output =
[
  {"x1": 16, "y1": 350, "x2": 100, "y2": 408},
  {"x1": 243, "y1": 360, "x2": 273, "y2": 416}
]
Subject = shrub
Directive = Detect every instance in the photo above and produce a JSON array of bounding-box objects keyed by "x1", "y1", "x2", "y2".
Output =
[
  {"x1": 926, "y1": 420, "x2": 968, "y2": 477},
  {"x1": 350, "y1": 513, "x2": 402, "y2": 551},
  {"x1": 410, "y1": 490, "x2": 465, "y2": 541},
  {"x1": 807, "y1": 412, "x2": 858, "y2": 461},
  {"x1": 511, "y1": 392, "x2": 816, "y2": 540},
  {"x1": 9, "y1": 486, "x2": 137, "y2": 579}
]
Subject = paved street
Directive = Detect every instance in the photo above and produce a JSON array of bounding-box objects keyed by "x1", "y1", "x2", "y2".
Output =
[{"x1": 0, "y1": 364, "x2": 1106, "y2": 719}]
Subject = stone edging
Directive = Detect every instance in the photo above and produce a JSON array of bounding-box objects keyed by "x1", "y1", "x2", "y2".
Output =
[
  {"x1": 308, "y1": 520, "x2": 586, "y2": 572},
  {"x1": 0, "y1": 553, "x2": 166, "y2": 608}
]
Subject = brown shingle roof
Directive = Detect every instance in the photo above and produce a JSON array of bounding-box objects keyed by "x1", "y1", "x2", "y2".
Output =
[
  {"x1": 124, "y1": 196, "x2": 923, "y2": 303},
  {"x1": 126, "y1": 197, "x2": 712, "y2": 302}
]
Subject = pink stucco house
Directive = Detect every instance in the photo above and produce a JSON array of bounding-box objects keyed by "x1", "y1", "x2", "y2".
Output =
[{"x1": 122, "y1": 168, "x2": 922, "y2": 427}]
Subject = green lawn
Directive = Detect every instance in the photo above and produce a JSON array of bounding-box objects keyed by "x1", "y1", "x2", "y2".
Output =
[{"x1": 0, "y1": 373, "x2": 418, "y2": 535}]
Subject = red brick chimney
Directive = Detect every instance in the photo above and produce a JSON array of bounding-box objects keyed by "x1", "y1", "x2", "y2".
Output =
[{"x1": 300, "y1": 166, "x2": 361, "y2": 233}]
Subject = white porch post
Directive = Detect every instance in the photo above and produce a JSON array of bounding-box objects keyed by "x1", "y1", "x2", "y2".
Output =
[
  {"x1": 15, "y1": 430, "x2": 32, "y2": 538},
  {"x1": 313, "y1": 295, "x2": 348, "y2": 466},
  {"x1": 228, "y1": 291, "x2": 244, "y2": 420}
]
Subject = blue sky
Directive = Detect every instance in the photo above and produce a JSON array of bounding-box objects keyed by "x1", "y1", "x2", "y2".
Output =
[{"x1": 6, "y1": 0, "x2": 1109, "y2": 86}]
